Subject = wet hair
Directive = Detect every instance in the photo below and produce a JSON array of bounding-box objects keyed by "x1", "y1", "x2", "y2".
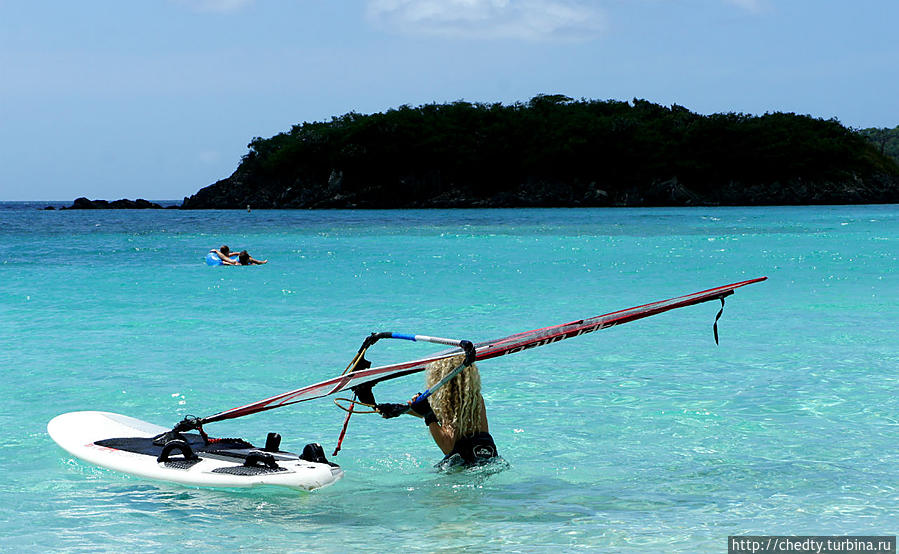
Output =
[
  {"x1": 220, "y1": 245, "x2": 230, "y2": 255},
  {"x1": 425, "y1": 354, "x2": 482, "y2": 438},
  {"x1": 238, "y1": 251, "x2": 250, "y2": 265}
]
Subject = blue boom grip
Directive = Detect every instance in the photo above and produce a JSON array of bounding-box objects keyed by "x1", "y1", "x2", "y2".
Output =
[{"x1": 390, "y1": 333, "x2": 417, "y2": 341}]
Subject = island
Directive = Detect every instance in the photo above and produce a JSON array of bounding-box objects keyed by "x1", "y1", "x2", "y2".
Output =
[
  {"x1": 66, "y1": 96, "x2": 899, "y2": 209},
  {"x1": 180, "y1": 96, "x2": 898, "y2": 208}
]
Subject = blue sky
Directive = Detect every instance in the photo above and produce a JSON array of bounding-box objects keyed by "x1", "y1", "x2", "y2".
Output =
[{"x1": 2, "y1": 0, "x2": 897, "y2": 201}]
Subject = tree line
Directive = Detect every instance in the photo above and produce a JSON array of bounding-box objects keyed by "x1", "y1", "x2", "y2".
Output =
[
  {"x1": 182, "y1": 96, "x2": 899, "y2": 208},
  {"x1": 859, "y1": 125, "x2": 899, "y2": 165}
]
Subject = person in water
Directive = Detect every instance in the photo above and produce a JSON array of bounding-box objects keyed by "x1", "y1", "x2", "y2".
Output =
[
  {"x1": 209, "y1": 245, "x2": 267, "y2": 266},
  {"x1": 237, "y1": 250, "x2": 267, "y2": 265},
  {"x1": 381, "y1": 354, "x2": 498, "y2": 467},
  {"x1": 209, "y1": 245, "x2": 240, "y2": 265}
]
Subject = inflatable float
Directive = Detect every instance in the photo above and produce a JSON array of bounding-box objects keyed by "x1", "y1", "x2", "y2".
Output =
[{"x1": 205, "y1": 252, "x2": 237, "y2": 266}]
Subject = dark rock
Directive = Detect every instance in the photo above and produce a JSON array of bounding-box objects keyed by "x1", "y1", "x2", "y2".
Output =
[
  {"x1": 108, "y1": 198, "x2": 163, "y2": 209},
  {"x1": 62, "y1": 197, "x2": 164, "y2": 209},
  {"x1": 180, "y1": 164, "x2": 899, "y2": 209},
  {"x1": 63, "y1": 197, "x2": 99, "y2": 209}
]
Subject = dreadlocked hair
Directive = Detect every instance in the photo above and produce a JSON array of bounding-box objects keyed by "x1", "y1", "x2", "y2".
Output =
[{"x1": 425, "y1": 354, "x2": 482, "y2": 439}]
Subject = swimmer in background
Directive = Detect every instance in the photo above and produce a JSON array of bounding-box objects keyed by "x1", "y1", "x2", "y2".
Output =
[
  {"x1": 210, "y1": 245, "x2": 267, "y2": 265},
  {"x1": 209, "y1": 245, "x2": 239, "y2": 265},
  {"x1": 237, "y1": 250, "x2": 267, "y2": 265}
]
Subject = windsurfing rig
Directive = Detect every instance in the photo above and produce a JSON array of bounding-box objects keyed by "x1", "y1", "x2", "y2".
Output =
[
  {"x1": 160, "y1": 277, "x2": 767, "y2": 453},
  {"x1": 331, "y1": 333, "x2": 476, "y2": 455}
]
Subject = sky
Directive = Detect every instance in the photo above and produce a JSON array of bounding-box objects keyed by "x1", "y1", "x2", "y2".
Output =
[{"x1": 1, "y1": 0, "x2": 897, "y2": 201}]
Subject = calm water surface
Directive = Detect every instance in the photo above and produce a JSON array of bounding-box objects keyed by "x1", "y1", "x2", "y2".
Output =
[{"x1": 1, "y1": 204, "x2": 896, "y2": 551}]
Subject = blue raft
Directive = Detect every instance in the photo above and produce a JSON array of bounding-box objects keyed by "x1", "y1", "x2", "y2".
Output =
[{"x1": 205, "y1": 252, "x2": 237, "y2": 266}]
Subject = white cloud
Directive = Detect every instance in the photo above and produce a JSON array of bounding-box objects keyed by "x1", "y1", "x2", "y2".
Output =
[
  {"x1": 173, "y1": 0, "x2": 255, "y2": 14},
  {"x1": 367, "y1": 0, "x2": 605, "y2": 41}
]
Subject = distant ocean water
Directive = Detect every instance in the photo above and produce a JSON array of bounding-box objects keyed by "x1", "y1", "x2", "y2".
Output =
[{"x1": 0, "y1": 202, "x2": 896, "y2": 552}]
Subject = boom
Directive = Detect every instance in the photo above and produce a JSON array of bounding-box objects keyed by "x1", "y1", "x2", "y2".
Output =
[{"x1": 191, "y1": 277, "x2": 766, "y2": 428}]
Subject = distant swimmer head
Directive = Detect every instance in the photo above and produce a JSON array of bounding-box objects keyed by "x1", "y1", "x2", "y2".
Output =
[
  {"x1": 220, "y1": 245, "x2": 231, "y2": 255},
  {"x1": 238, "y1": 251, "x2": 250, "y2": 265}
]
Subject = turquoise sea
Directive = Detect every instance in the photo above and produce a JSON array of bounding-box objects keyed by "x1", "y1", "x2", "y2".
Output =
[{"x1": 1, "y1": 203, "x2": 896, "y2": 551}]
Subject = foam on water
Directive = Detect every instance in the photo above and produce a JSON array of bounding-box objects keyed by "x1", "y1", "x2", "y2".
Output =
[{"x1": 1, "y1": 204, "x2": 896, "y2": 551}]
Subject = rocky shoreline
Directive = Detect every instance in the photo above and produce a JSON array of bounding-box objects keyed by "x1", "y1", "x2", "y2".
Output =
[
  {"x1": 59, "y1": 173, "x2": 899, "y2": 210},
  {"x1": 177, "y1": 170, "x2": 899, "y2": 209}
]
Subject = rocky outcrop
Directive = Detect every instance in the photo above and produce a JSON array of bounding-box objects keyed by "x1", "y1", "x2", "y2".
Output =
[{"x1": 62, "y1": 197, "x2": 165, "y2": 209}]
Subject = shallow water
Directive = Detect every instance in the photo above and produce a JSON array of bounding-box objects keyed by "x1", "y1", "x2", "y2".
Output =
[{"x1": 1, "y1": 204, "x2": 896, "y2": 551}]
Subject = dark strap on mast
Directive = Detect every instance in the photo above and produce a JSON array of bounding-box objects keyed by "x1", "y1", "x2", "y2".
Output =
[{"x1": 713, "y1": 296, "x2": 725, "y2": 345}]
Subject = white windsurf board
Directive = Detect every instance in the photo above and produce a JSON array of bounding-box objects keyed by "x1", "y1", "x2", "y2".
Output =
[{"x1": 48, "y1": 411, "x2": 343, "y2": 491}]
